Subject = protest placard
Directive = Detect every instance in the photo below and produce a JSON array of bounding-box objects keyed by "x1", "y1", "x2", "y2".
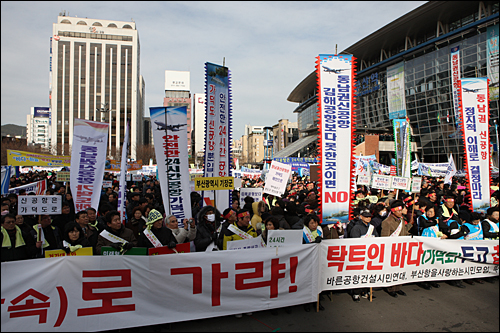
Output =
[
  {"x1": 148, "y1": 243, "x2": 191, "y2": 255},
  {"x1": 226, "y1": 237, "x2": 264, "y2": 251},
  {"x1": 357, "y1": 175, "x2": 371, "y2": 186},
  {"x1": 267, "y1": 230, "x2": 303, "y2": 248},
  {"x1": 263, "y1": 161, "x2": 291, "y2": 196},
  {"x1": 411, "y1": 177, "x2": 422, "y2": 193},
  {"x1": 45, "y1": 247, "x2": 93, "y2": 258},
  {"x1": 391, "y1": 176, "x2": 411, "y2": 191},
  {"x1": 239, "y1": 188, "x2": 263, "y2": 208},
  {"x1": 132, "y1": 174, "x2": 142, "y2": 182},
  {"x1": 195, "y1": 177, "x2": 234, "y2": 191},
  {"x1": 18, "y1": 195, "x2": 61, "y2": 215},
  {"x1": 56, "y1": 171, "x2": 70, "y2": 182},
  {"x1": 371, "y1": 175, "x2": 392, "y2": 190}
]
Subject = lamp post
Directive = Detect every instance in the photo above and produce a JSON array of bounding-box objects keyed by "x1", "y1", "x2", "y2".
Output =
[{"x1": 96, "y1": 103, "x2": 115, "y2": 159}]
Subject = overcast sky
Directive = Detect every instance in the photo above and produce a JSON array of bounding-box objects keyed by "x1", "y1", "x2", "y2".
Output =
[{"x1": 1, "y1": 1, "x2": 426, "y2": 139}]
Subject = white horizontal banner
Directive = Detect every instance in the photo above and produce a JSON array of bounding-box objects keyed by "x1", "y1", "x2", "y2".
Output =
[
  {"x1": 1, "y1": 246, "x2": 318, "y2": 332},
  {"x1": 319, "y1": 237, "x2": 498, "y2": 291},
  {"x1": 1, "y1": 238, "x2": 498, "y2": 332}
]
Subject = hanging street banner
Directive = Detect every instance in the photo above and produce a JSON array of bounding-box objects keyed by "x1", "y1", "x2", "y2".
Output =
[
  {"x1": 117, "y1": 121, "x2": 130, "y2": 225},
  {"x1": 387, "y1": 62, "x2": 406, "y2": 119},
  {"x1": 70, "y1": 119, "x2": 108, "y2": 212},
  {"x1": 460, "y1": 78, "x2": 491, "y2": 211},
  {"x1": 8, "y1": 179, "x2": 47, "y2": 195},
  {"x1": 450, "y1": 46, "x2": 462, "y2": 126},
  {"x1": 7, "y1": 150, "x2": 70, "y2": 167},
  {"x1": 105, "y1": 159, "x2": 142, "y2": 172},
  {"x1": 487, "y1": 24, "x2": 499, "y2": 100},
  {"x1": 204, "y1": 62, "x2": 232, "y2": 210},
  {"x1": 393, "y1": 118, "x2": 411, "y2": 178},
  {"x1": 150, "y1": 106, "x2": 192, "y2": 224},
  {"x1": 317, "y1": 54, "x2": 356, "y2": 224}
]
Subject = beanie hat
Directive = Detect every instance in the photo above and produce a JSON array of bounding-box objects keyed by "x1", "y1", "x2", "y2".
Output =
[{"x1": 147, "y1": 209, "x2": 163, "y2": 229}]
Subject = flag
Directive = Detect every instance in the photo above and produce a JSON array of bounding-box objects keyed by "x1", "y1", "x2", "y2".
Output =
[
  {"x1": 444, "y1": 154, "x2": 457, "y2": 185},
  {"x1": 117, "y1": 121, "x2": 130, "y2": 224},
  {"x1": 1, "y1": 166, "x2": 11, "y2": 195}
]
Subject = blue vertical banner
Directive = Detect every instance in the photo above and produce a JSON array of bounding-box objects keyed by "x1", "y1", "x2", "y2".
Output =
[
  {"x1": 460, "y1": 78, "x2": 491, "y2": 210},
  {"x1": 204, "y1": 62, "x2": 232, "y2": 210},
  {"x1": 117, "y1": 121, "x2": 129, "y2": 224},
  {"x1": 317, "y1": 54, "x2": 356, "y2": 224},
  {"x1": 393, "y1": 118, "x2": 412, "y2": 178}
]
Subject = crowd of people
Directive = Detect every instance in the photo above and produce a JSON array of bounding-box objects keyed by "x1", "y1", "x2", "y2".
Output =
[{"x1": 1, "y1": 168, "x2": 499, "y2": 314}]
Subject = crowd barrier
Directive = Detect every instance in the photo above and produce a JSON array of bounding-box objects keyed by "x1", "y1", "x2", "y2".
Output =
[{"x1": 1, "y1": 237, "x2": 498, "y2": 332}]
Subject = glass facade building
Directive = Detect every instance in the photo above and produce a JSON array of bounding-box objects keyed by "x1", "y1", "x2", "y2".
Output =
[{"x1": 288, "y1": 1, "x2": 499, "y2": 169}]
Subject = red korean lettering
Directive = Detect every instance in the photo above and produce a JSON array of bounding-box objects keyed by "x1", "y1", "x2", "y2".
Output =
[
  {"x1": 212, "y1": 263, "x2": 229, "y2": 306},
  {"x1": 171, "y1": 267, "x2": 202, "y2": 294},
  {"x1": 209, "y1": 84, "x2": 215, "y2": 93},
  {"x1": 493, "y1": 245, "x2": 499, "y2": 265},
  {"x1": 407, "y1": 241, "x2": 424, "y2": 267},
  {"x1": 7, "y1": 289, "x2": 50, "y2": 324},
  {"x1": 219, "y1": 126, "x2": 226, "y2": 136},
  {"x1": 367, "y1": 243, "x2": 385, "y2": 270},
  {"x1": 235, "y1": 259, "x2": 287, "y2": 299},
  {"x1": 477, "y1": 94, "x2": 486, "y2": 103},
  {"x1": 477, "y1": 104, "x2": 486, "y2": 113},
  {"x1": 390, "y1": 242, "x2": 408, "y2": 268},
  {"x1": 77, "y1": 269, "x2": 135, "y2": 317},
  {"x1": 326, "y1": 245, "x2": 347, "y2": 271},
  {"x1": 346, "y1": 244, "x2": 365, "y2": 270}
]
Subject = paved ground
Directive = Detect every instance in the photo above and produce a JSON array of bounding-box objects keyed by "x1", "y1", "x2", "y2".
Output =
[{"x1": 118, "y1": 278, "x2": 499, "y2": 332}]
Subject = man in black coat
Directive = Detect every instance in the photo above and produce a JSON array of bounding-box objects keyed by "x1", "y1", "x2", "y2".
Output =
[{"x1": 1, "y1": 213, "x2": 37, "y2": 262}]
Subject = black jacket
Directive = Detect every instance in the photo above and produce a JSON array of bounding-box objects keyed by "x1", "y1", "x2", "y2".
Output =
[
  {"x1": 1, "y1": 228, "x2": 37, "y2": 262},
  {"x1": 350, "y1": 221, "x2": 379, "y2": 238},
  {"x1": 137, "y1": 226, "x2": 177, "y2": 249},
  {"x1": 194, "y1": 206, "x2": 222, "y2": 252}
]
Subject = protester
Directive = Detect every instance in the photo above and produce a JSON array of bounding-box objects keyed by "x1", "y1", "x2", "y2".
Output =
[
  {"x1": 1, "y1": 213, "x2": 37, "y2": 262},
  {"x1": 165, "y1": 215, "x2": 196, "y2": 244},
  {"x1": 127, "y1": 206, "x2": 147, "y2": 238},
  {"x1": 31, "y1": 214, "x2": 63, "y2": 257},
  {"x1": 221, "y1": 209, "x2": 257, "y2": 251},
  {"x1": 194, "y1": 205, "x2": 221, "y2": 252},
  {"x1": 62, "y1": 221, "x2": 91, "y2": 254},
  {"x1": 96, "y1": 210, "x2": 137, "y2": 254},
  {"x1": 137, "y1": 209, "x2": 177, "y2": 249}
]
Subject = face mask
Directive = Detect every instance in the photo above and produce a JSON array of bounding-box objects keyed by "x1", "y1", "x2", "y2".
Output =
[
  {"x1": 206, "y1": 214, "x2": 215, "y2": 222},
  {"x1": 380, "y1": 211, "x2": 387, "y2": 217}
]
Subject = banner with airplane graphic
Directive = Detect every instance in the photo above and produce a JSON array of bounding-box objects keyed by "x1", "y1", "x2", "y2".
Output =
[
  {"x1": 460, "y1": 78, "x2": 490, "y2": 211},
  {"x1": 149, "y1": 106, "x2": 192, "y2": 224},
  {"x1": 203, "y1": 62, "x2": 232, "y2": 210},
  {"x1": 317, "y1": 54, "x2": 356, "y2": 225},
  {"x1": 70, "y1": 118, "x2": 109, "y2": 212}
]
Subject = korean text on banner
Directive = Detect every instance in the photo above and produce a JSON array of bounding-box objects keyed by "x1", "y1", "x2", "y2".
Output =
[
  {"x1": 7, "y1": 150, "x2": 71, "y2": 167},
  {"x1": 239, "y1": 188, "x2": 263, "y2": 208},
  {"x1": 387, "y1": 62, "x2": 406, "y2": 119},
  {"x1": 450, "y1": 46, "x2": 462, "y2": 125},
  {"x1": 460, "y1": 78, "x2": 490, "y2": 210},
  {"x1": 8, "y1": 180, "x2": 47, "y2": 195},
  {"x1": 18, "y1": 195, "x2": 61, "y2": 215},
  {"x1": 319, "y1": 237, "x2": 498, "y2": 291},
  {"x1": 70, "y1": 119, "x2": 108, "y2": 212},
  {"x1": 204, "y1": 62, "x2": 232, "y2": 210},
  {"x1": 1, "y1": 246, "x2": 319, "y2": 332},
  {"x1": 195, "y1": 177, "x2": 234, "y2": 191},
  {"x1": 263, "y1": 161, "x2": 292, "y2": 197},
  {"x1": 393, "y1": 118, "x2": 411, "y2": 178},
  {"x1": 317, "y1": 54, "x2": 356, "y2": 225},
  {"x1": 118, "y1": 121, "x2": 130, "y2": 225}
]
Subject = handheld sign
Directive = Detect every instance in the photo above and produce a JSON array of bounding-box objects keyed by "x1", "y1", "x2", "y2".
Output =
[
  {"x1": 18, "y1": 195, "x2": 61, "y2": 215},
  {"x1": 263, "y1": 161, "x2": 292, "y2": 196},
  {"x1": 267, "y1": 230, "x2": 303, "y2": 248},
  {"x1": 45, "y1": 247, "x2": 93, "y2": 258},
  {"x1": 239, "y1": 188, "x2": 263, "y2": 208},
  {"x1": 56, "y1": 171, "x2": 70, "y2": 182},
  {"x1": 357, "y1": 175, "x2": 371, "y2": 186},
  {"x1": 100, "y1": 246, "x2": 148, "y2": 256},
  {"x1": 226, "y1": 237, "x2": 263, "y2": 251},
  {"x1": 371, "y1": 175, "x2": 392, "y2": 190},
  {"x1": 411, "y1": 177, "x2": 422, "y2": 193},
  {"x1": 391, "y1": 176, "x2": 411, "y2": 191},
  {"x1": 148, "y1": 243, "x2": 191, "y2": 255}
]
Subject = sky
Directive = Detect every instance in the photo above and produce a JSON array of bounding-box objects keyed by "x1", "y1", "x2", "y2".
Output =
[{"x1": 1, "y1": 1, "x2": 427, "y2": 139}]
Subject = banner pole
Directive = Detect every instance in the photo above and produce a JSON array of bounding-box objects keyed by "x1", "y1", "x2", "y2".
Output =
[
  {"x1": 370, "y1": 287, "x2": 373, "y2": 302},
  {"x1": 316, "y1": 294, "x2": 320, "y2": 312}
]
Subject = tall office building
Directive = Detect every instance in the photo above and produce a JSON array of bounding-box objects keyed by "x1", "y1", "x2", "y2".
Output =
[
  {"x1": 163, "y1": 70, "x2": 192, "y2": 153},
  {"x1": 26, "y1": 107, "x2": 51, "y2": 149},
  {"x1": 192, "y1": 93, "x2": 206, "y2": 161},
  {"x1": 50, "y1": 14, "x2": 144, "y2": 159}
]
